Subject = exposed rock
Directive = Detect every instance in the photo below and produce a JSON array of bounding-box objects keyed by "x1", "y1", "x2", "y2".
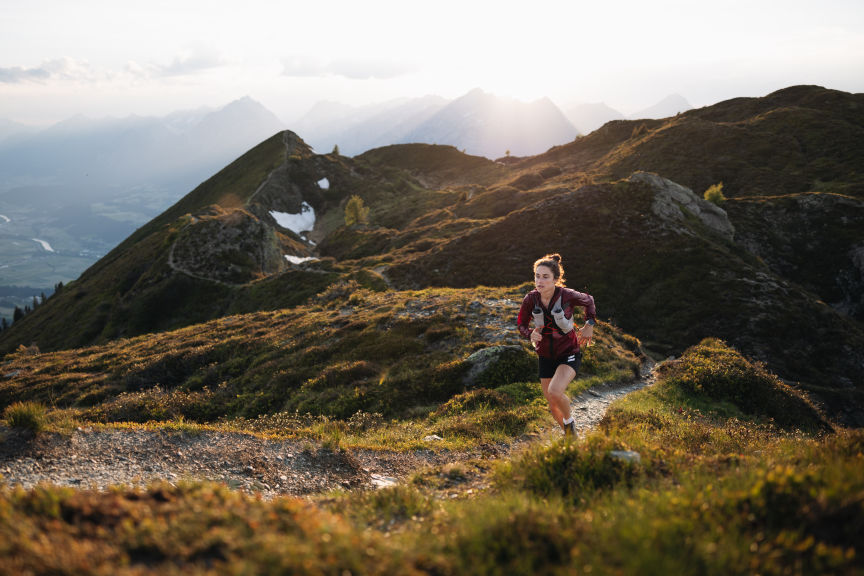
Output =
[
  {"x1": 461, "y1": 345, "x2": 533, "y2": 387},
  {"x1": 170, "y1": 207, "x2": 285, "y2": 284},
  {"x1": 609, "y1": 450, "x2": 642, "y2": 464},
  {"x1": 630, "y1": 171, "x2": 735, "y2": 241}
]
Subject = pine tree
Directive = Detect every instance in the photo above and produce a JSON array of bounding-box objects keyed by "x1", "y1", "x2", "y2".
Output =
[
  {"x1": 13, "y1": 306, "x2": 23, "y2": 322},
  {"x1": 0, "y1": 317, "x2": 8, "y2": 331},
  {"x1": 344, "y1": 195, "x2": 370, "y2": 227}
]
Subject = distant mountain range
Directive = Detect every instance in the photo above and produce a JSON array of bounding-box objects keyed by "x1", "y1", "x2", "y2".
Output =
[
  {"x1": 0, "y1": 96, "x2": 286, "y2": 201},
  {"x1": 295, "y1": 89, "x2": 579, "y2": 158},
  {"x1": 629, "y1": 93, "x2": 693, "y2": 120},
  {"x1": 563, "y1": 94, "x2": 693, "y2": 134},
  {"x1": 294, "y1": 89, "x2": 692, "y2": 158}
]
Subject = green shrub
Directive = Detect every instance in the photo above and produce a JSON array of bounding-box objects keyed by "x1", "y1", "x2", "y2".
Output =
[
  {"x1": 3, "y1": 401, "x2": 47, "y2": 433},
  {"x1": 335, "y1": 485, "x2": 435, "y2": 530},
  {"x1": 433, "y1": 388, "x2": 511, "y2": 417},
  {"x1": 493, "y1": 381, "x2": 543, "y2": 405},
  {"x1": 442, "y1": 495, "x2": 577, "y2": 575},
  {"x1": 500, "y1": 437, "x2": 644, "y2": 504},
  {"x1": 703, "y1": 182, "x2": 726, "y2": 205},
  {"x1": 660, "y1": 338, "x2": 827, "y2": 429}
]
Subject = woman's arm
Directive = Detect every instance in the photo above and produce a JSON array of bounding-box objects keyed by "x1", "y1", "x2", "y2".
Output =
[
  {"x1": 516, "y1": 295, "x2": 535, "y2": 339},
  {"x1": 567, "y1": 289, "x2": 596, "y2": 323}
]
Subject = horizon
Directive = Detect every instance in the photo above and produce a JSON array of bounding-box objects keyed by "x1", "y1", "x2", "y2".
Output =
[
  {"x1": 0, "y1": 88, "x2": 704, "y2": 132},
  {"x1": 2, "y1": 0, "x2": 863, "y2": 127}
]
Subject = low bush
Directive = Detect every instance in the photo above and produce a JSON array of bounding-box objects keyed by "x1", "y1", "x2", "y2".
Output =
[
  {"x1": 659, "y1": 338, "x2": 828, "y2": 430},
  {"x1": 331, "y1": 484, "x2": 435, "y2": 530},
  {"x1": 3, "y1": 401, "x2": 47, "y2": 434},
  {"x1": 498, "y1": 436, "x2": 645, "y2": 505},
  {"x1": 440, "y1": 495, "x2": 578, "y2": 575},
  {"x1": 432, "y1": 388, "x2": 511, "y2": 417}
]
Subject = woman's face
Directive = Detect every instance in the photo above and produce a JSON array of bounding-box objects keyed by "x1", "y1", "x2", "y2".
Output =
[{"x1": 534, "y1": 265, "x2": 556, "y2": 292}]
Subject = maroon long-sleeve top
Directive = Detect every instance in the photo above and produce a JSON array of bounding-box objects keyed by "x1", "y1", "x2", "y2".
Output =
[{"x1": 517, "y1": 286, "x2": 596, "y2": 360}]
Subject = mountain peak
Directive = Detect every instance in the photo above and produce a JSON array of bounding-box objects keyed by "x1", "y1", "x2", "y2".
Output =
[{"x1": 630, "y1": 94, "x2": 693, "y2": 120}]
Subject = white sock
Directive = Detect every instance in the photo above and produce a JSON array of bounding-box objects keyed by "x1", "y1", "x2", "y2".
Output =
[{"x1": 563, "y1": 417, "x2": 574, "y2": 425}]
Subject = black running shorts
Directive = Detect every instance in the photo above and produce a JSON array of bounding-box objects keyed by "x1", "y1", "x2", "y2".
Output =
[{"x1": 538, "y1": 352, "x2": 582, "y2": 379}]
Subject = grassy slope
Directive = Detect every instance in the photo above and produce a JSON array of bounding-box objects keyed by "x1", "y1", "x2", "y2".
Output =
[
  {"x1": 0, "y1": 286, "x2": 643, "y2": 445},
  {"x1": 2, "y1": 339, "x2": 860, "y2": 575}
]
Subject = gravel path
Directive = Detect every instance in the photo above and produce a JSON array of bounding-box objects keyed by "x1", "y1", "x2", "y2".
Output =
[{"x1": 0, "y1": 363, "x2": 655, "y2": 497}]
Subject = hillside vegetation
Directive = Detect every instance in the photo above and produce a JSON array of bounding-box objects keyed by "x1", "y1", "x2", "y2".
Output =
[
  {"x1": 2, "y1": 339, "x2": 860, "y2": 575},
  {"x1": 0, "y1": 286, "x2": 641, "y2": 449}
]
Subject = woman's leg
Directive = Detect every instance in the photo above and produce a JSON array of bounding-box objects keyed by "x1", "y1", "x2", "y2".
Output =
[
  {"x1": 545, "y1": 365, "x2": 576, "y2": 427},
  {"x1": 540, "y1": 378, "x2": 566, "y2": 425}
]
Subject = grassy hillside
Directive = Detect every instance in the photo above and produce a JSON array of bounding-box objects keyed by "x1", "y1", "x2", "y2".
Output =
[
  {"x1": 2, "y1": 339, "x2": 859, "y2": 575},
  {"x1": 0, "y1": 286, "x2": 643, "y2": 444}
]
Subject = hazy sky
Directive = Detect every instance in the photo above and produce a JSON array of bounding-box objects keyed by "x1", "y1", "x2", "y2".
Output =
[{"x1": 2, "y1": 0, "x2": 863, "y2": 125}]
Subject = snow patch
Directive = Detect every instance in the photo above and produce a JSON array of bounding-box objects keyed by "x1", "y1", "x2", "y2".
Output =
[
  {"x1": 32, "y1": 238, "x2": 55, "y2": 252},
  {"x1": 270, "y1": 202, "x2": 316, "y2": 235},
  {"x1": 317, "y1": 177, "x2": 330, "y2": 190},
  {"x1": 284, "y1": 255, "x2": 319, "y2": 265}
]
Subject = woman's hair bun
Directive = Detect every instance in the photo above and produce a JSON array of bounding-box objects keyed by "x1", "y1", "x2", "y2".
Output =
[{"x1": 548, "y1": 253, "x2": 562, "y2": 263}]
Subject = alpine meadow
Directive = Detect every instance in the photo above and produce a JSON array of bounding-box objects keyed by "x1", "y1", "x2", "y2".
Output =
[{"x1": 1, "y1": 85, "x2": 863, "y2": 575}]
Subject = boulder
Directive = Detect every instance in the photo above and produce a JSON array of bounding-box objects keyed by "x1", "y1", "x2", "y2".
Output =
[{"x1": 462, "y1": 345, "x2": 534, "y2": 387}]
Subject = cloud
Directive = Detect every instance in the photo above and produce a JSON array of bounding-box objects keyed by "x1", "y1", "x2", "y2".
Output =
[
  {"x1": 158, "y1": 49, "x2": 226, "y2": 77},
  {"x1": 0, "y1": 58, "x2": 98, "y2": 84},
  {"x1": 125, "y1": 48, "x2": 227, "y2": 79},
  {"x1": 0, "y1": 65, "x2": 50, "y2": 83},
  {"x1": 281, "y1": 54, "x2": 414, "y2": 80}
]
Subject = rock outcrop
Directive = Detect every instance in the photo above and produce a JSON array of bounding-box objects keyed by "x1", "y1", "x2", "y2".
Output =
[{"x1": 629, "y1": 171, "x2": 735, "y2": 241}]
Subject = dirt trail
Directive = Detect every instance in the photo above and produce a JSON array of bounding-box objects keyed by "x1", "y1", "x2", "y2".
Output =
[{"x1": 0, "y1": 364, "x2": 655, "y2": 498}]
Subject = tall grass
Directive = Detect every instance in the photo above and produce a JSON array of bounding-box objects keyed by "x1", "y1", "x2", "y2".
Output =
[{"x1": 3, "y1": 401, "x2": 47, "y2": 434}]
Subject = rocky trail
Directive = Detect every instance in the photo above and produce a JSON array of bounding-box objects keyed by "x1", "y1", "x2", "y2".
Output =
[{"x1": 0, "y1": 364, "x2": 655, "y2": 499}]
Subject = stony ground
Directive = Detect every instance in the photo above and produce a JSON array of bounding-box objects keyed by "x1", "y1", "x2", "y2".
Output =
[{"x1": 0, "y1": 367, "x2": 655, "y2": 499}]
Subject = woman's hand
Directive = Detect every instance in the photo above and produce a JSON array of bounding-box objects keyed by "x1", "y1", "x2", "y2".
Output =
[
  {"x1": 577, "y1": 323, "x2": 594, "y2": 347},
  {"x1": 530, "y1": 328, "x2": 542, "y2": 348}
]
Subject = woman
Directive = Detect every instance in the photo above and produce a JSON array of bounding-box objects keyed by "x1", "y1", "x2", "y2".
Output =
[{"x1": 517, "y1": 253, "x2": 596, "y2": 437}]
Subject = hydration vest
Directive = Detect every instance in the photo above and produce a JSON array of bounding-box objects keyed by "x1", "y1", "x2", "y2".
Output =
[{"x1": 532, "y1": 293, "x2": 574, "y2": 334}]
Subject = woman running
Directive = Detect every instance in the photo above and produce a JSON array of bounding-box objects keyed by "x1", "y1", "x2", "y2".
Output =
[{"x1": 517, "y1": 253, "x2": 596, "y2": 437}]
